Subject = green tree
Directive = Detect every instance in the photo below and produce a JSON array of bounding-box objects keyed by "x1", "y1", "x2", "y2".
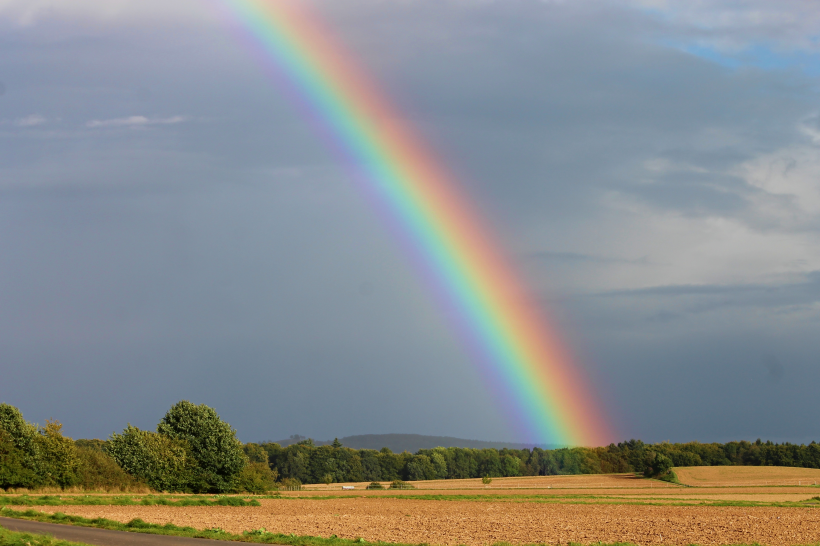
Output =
[
  {"x1": 36, "y1": 420, "x2": 79, "y2": 488},
  {"x1": 430, "y1": 448, "x2": 448, "y2": 479},
  {"x1": 156, "y1": 401, "x2": 247, "y2": 493},
  {"x1": 0, "y1": 405, "x2": 38, "y2": 455},
  {"x1": 0, "y1": 428, "x2": 39, "y2": 488},
  {"x1": 643, "y1": 451, "x2": 673, "y2": 478},
  {"x1": 243, "y1": 443, "x2": 270, "y2": 464},
  {"x1": 107, "y1": 425, "x2": 195, "y2": 492},
  {"x1": 75, "y1": 443, "x2": 144, "y2": 491},
  {"x1": 237, "y1": 463, "x2": 278, "y2": 494}
]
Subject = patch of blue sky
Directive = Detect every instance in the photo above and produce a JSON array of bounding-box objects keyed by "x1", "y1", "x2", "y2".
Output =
[{"x1": 672, "y1": 42, "x2": 820, "y2": 76}]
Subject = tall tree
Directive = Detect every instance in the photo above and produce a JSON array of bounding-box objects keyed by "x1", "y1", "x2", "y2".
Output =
[{"x1": 157, "y1": 400, "x2": 246, "y2": 493}]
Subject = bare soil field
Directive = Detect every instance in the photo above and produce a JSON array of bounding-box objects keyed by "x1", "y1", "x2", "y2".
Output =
[
  {"x1": 676, "y1": 467, "x2": 820, "y2": 487},
  {"x1": 12, "y1": 498, "x2": 820, "y2": 545}
]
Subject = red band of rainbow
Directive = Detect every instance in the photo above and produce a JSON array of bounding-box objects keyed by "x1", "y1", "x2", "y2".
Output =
[{"x1": 221, "y1": 0, "x2": 613, "y2": 446}]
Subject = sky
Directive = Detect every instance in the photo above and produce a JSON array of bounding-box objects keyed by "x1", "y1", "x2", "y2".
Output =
[{"x1": 1, "y1": 0, "x2": 819, "y2": 446}]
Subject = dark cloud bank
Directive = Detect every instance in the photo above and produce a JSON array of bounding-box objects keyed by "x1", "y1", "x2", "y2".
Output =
[{"x1": 1, "y1": 0, "x2": 818, "y2": 445}]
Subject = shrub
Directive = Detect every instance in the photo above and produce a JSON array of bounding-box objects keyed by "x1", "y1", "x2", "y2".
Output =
[
  {"x1": 389, "y1": 480, "x2": 413, "y2": 489},
  {"x1": 321, "y1": 473, "x2": 334, "y2": 485},
  {"x1": 0, "y1": 406, "x2": 80, "y2": 489},
  {"x1": 107, "y1": 425, "x2": 195, "y2": 492},
  {"x1": 75, "y1": 444, "x2": 146, "y2": 491},
  {"x1": 36, "y1": 420, "x2": 80, "y2": 488},
  {"x1": 0, "y1": 428, "x2": 39, "y2": 489},
  {"x1": 643, "y1": 451, "x2": 674, "y2": 478},
  {"x1": 237, "y1": 462, "x2": 278, "y2": 494},
  {"x1": 366, "y1": 481, "x2": 384, "y2": 490},
  {"x1": 0, "y1": 405, "x2": 41, "y2": 489},
  {"x1": 279, "y1": 477, "x2": 302, "y2": 490},
  {"x1": 482, "y1": 475, "x2": 492, "y2": 485}
]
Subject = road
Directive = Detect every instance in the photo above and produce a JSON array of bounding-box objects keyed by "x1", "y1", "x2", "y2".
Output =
[{"x1": 0, "y1": 517, "x2": 223, "y2": 546}]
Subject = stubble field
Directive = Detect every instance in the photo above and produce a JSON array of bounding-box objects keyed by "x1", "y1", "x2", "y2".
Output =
[{"x1": 5, "y1": 468, "x2": 820, "y2": 545}]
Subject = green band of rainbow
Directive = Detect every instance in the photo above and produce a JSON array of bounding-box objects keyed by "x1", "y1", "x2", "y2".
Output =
[{"x1": 222, "y1": 0, "x2": 612, "y2": 446}]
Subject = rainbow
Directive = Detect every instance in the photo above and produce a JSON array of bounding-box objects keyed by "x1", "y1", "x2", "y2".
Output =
[{"x1": 220, "y1": 0, "x2": 611, "y2": 446}]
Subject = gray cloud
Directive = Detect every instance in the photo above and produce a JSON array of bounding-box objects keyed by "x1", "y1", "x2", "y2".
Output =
[{"x1": 0, "y1": 0, "x2": 818, "y2": 444}]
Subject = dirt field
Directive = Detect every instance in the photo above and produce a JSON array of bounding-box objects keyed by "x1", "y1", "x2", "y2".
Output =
[
  {"x1": 676, "y1": 466, "x2": 820, "y2": 487},
  {"x1": 13, "y1": 499, "x2": 820, "y2": 546}
]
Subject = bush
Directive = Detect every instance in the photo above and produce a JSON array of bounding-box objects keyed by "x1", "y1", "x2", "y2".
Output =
[
  {"x1": 482, "y1": 475, "x2": 492, "y2": 485},
  {"x1": 366, "y1": 481, "x2": 384, "y2": 490},
  {"x1": 0, "y1": 428, "x2": 39, "y2": 489},
  {"x1": 36, "y1": 420, "x2": 79, "y2": 488},
  {"x1": 389, "y1": 480, "x2": 414, "y2": 489},
  {"x1": 279, "y1": 477, "x2": 302, "y2": 490},
  {"x1": 157, "y1": 401, "x2": 246, "y2": 493},
  {"x1": 75, "y1": 444, "x2": 146, "y2": 491},
  {"x1": 237, "y1": 462, "x2": 278, "y2": 494},
  {"x1": 107, "y1": 425, "x2": 195, "y2": 492},
  {"x1": 0, "y1": 406, "x2": 79, "y2": 489},
  {"x1": 643, "y1": 451, "x2": 674, "y2": 478}
]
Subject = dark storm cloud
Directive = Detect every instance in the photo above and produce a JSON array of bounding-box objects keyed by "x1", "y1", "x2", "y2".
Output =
[{"x1": 0, "y1": 0, "x2": 818, "y2": 444}]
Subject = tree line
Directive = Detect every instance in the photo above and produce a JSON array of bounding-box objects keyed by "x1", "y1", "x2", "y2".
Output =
[
  {"x1": 3, "y1": 401, "x2": 820, "y2": 492},
  {"x1": 0, "y1": 401, "x2": 275, "y2": 493},
  {"x1": 250, "y1": 437, "x2": 820, "y2": 485}
]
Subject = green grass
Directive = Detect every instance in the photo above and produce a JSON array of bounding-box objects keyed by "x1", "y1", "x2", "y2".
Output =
[
  {"x1": 276, "y1": 492, "x2": 820, "y2": 507},
  {"x1": 5, "y1": 491, "x2": 820, "y2": 508},
  {"x1": 0, "y1": 526, "x2": 99, "y2": 546},
  {"x1": 0, "y1": 496, "x2": 260, "y2": 507}
]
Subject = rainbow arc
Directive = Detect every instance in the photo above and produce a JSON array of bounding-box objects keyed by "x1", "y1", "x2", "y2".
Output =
[{"x1": 222, "y1": 0, "x2": 612, "y2": 446}]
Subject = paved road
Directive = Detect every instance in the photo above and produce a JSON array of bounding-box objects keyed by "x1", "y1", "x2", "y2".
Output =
[{"x1": 0, "y1": 517, "x2": 222, "y2": 546}]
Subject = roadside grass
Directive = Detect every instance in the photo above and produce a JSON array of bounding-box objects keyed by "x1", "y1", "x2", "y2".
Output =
[
  {"x1": 0, "y1": 526, "x2": 96, "y2": 546},
  {"x1": 0, "y1": 497, "x2": 260, "y2": 507}
]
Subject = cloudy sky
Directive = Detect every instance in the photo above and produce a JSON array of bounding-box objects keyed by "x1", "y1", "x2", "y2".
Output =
[{"x1": 1, "y1": 0, "x2": 819, "y2": 445}]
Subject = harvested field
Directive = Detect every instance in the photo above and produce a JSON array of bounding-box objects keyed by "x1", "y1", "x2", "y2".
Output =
[
  {"x1": 298, "y1": 474, "x2": 677, "y2": 493},
  {"x1": 13, "y1": 499, "x2": 820, "y2": 545},
  {"x1": 677, "y1": 467, "x2": 820, "y2": 487}
]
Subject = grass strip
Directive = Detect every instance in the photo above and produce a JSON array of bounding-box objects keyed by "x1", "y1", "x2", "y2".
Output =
[
  {"x1": 0, "y1": 496, "x2": 260, "y2": 507},
  {"x1": 280, "y1": 493, "x2": 820, "y2": 507},
  {"x1": 0, "y1": 525, "x2": 101, "y2": 546},
  {"x1": 4, "y1": 492, "x2": 820, "y2": 509}
]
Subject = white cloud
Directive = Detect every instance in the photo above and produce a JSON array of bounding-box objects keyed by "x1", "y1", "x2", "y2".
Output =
[
  {"x1": 629, "y1": 0, "x2": 820, "y2": 52},
  {"x1": 14, "y1": 114, "x2": 47, "y2": 127},
  {"x1": 85, "y1": 115, "x2": 186, "y2": 129},
  {"x1": 0, "y1": 0, "x2": 213, "y2": 27}
]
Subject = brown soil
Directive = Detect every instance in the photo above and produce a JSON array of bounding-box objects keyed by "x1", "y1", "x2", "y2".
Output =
[
  {"x1": 676, "y1": 467, "x2": 820, "y2": 487},
  {"x1": 14, "y1": 499, "x2": 820, "y2": 545}
]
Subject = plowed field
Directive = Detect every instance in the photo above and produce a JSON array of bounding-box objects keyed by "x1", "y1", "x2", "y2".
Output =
[{"x1": 13, "y1": 499, "x2": 820, "y2": 546}]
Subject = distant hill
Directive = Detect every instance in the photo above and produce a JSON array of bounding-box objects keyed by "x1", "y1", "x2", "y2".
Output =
[{"x1": 267, "y1": 433, "x2": 562, "y2": 452}]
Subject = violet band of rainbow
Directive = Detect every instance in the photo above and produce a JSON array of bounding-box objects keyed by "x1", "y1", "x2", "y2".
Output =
[{"x1": 223, "y1": 0, "x2": 612, "y2": 446}]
